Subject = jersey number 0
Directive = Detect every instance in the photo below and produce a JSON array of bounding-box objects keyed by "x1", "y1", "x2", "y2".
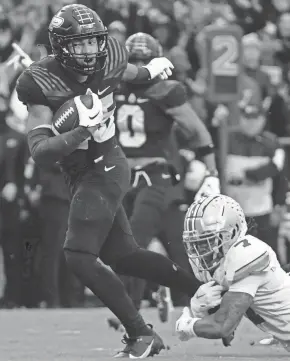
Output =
[{"x1": 116, "y1": 104, "x2": 146, "y2": 148}]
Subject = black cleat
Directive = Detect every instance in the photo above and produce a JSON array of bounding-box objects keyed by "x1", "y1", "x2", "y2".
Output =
[{"x1": 114, "y1": 330, "x2": 165, "y2": 358}]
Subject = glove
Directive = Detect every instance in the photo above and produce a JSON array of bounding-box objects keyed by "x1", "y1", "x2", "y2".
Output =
[
  {"x1": 74, "y1": 88, "x2": 103, "y2": 128},
  {"x1": 190, "y1": 281, "x2": 223, "y2": 317},
  {"x1": 143, "y1": 57, "x2": 174, "y2": 80},
  {"x1": 175, "y1": 307, "x2": 199, "y2": 341},
  {"x1": 194, "y1": 171, "x2": 220, "y2": 201}
]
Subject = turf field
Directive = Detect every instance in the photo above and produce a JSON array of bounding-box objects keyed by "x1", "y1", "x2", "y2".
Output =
[{"x1": 0, "y1": 307, "x2": 288, "y2": 361}]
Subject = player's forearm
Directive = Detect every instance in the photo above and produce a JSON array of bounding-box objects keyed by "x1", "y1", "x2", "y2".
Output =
[
  {"x1": 122, "y1": 63, "x2": 150, "y2": 82},
  {"x1": 193, "y1": 316, "x2": 231, "y2": 339},
  {"x1": 199, "y1": 153, "x2": 217, "y2": 174},
  {"x1": 167, "y1": 103, "x2": 217, "y2": 166},
  {"x1": 28, "y1": 127, "x2": 90, "y2": 166}
]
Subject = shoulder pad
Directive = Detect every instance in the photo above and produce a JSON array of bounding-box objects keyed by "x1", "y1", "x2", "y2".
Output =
[
  {"x1": 146, "y1": 80, "x2": 186, "y2": 108},
  {"x1": 16, "y1": 69, "x2": 47, "y2": 106},
  {"x1": 17, "y1": 57, "x2": 72, "y2": 106},
  {"x1": 224, "y1": 235, "x2": 270, "y2": 284}
]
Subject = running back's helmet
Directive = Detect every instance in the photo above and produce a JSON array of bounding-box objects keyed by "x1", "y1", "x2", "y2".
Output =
[
  {"x1": 48, "y1": 4, "x2": 108, "y2": 75},
  {"x1": 183, "y1": 195, "x2": 247, "y2": 273},
  {"x1": 125, "y1": 32, "x2": 163, "y2": 63}
]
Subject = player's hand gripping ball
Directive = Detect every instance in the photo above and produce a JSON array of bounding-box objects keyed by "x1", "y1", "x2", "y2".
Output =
[{"x1": 52, "y1": 89, "x2": 103, "y2": 134}]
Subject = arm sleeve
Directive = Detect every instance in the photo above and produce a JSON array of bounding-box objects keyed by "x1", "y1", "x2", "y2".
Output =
[
  {"x1": 28, "y1": 127, "x2": 91, "y2": 166},
  {"x1": 229, "y1": 274, "x2": 264, "y2": 298}
]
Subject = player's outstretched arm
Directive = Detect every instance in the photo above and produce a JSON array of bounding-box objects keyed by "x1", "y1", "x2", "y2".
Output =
[
  {"x1": 27, "y1": 104, "x2": 91, "y2": 166},
  {"x1": 193, "y1": 291, "x2": 253, "y2": 339},
  {"x1": 176, "y1": 291, "x2": 253, "y2": 341},
  {"x1": 122, "y1": 59, "x2": 174, "y2": 82},
  {"x1": 164, "y1": 83, "x2": 218, "y2": 176}
]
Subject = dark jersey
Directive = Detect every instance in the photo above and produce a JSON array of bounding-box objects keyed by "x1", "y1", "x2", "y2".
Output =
[
  {"x1": 114, "y1": 80, "x2": 186, "y2": 160},
  {"x1": 16, "y1": 36, "x2": 128, "y2": 138}
]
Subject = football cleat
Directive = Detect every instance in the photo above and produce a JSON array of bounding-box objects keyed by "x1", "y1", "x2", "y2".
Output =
[
  {"x1": 114, "y1": 328, "x2": 165, "y2": 358},
  {"x1": 107, "y1": 317, "x2": 125, "y2": 333},
  {"x1": 154, "y1": 286, "x2": 174, "y2": 323}
]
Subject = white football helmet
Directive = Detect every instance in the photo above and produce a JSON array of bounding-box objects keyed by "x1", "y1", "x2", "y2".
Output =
[{"x1": 183, "y1": 195, "x2": 247, "y2": 275}]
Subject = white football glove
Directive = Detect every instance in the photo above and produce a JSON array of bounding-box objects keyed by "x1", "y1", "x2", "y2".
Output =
[
  {"x1": 175, "y1": 307, "x2": 199, "y2": 341},
  {"x1": 143, "y1": 57, "x2": 174, "y2": 80},
  {"x1": 190, "y1": 281, "x2": 223, "y2": 317},
  {"x1": 194, "y1": 172, "x2": 220, "y2": 201},
  {"x1": 74, "y1": 88, "x2": 103, "y2": 128}
]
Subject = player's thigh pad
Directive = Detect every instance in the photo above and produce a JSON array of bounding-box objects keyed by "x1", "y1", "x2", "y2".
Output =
[
  {"x1": 100, "y1": 205, "x2": 139, "y2": 266},
  {"x1": 64, "y1": 177, "x2": 123, "y2": 255}
]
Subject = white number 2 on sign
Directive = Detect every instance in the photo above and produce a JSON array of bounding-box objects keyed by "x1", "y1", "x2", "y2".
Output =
[{"x1": 212, "y1": 35, "x2": 239, "y2": 76}]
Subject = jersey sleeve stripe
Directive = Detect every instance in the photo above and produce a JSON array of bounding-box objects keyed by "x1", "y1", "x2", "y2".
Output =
[
  {"x1": 30, "y1": 73, "x2": 51, "y2": 92},
  {"x1": 30, "y1": 69, "x2": 54, "y2": 91},
  {"x1": 33, "y1": 67, "x2": 70, "y2": 92},
  {"x1": 234, "y1": 251, "x2": 270, "y2": 282},
  {"x1": 34, "y1": 69, "x2": 63, "y2": 92},
  {"x1": 109, "y1": 37, "x2": 118, "y2": 73}
]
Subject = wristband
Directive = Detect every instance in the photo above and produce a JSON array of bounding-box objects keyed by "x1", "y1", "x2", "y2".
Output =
[{"x1": 205, "y1": 169, "x2": 219, "y2": 178}]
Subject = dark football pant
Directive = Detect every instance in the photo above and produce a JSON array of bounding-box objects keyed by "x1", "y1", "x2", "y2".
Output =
[
  {"x1": 120, "y1": 163, "x2": 188, "y2": 309},
  {"x1": 63, "y1": 140, "x2": 200, "y2": 336}
]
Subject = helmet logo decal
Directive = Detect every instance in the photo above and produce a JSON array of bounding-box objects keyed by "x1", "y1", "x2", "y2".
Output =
[{"x1": 49, "y1": 16, "x2": 64, "y2": 31}]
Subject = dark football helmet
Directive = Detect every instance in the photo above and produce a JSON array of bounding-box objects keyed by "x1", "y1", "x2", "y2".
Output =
[
  {"x1": 125, "y1": 32, "x2": 163, "y2": 63},
  {"x1": 48, "y1": 4, "x2": 108, "y2": 75}
]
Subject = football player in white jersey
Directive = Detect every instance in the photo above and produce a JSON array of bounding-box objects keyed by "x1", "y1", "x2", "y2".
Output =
[{"x1": 175, "y1": 195, "x2": 290, "y2": 352}]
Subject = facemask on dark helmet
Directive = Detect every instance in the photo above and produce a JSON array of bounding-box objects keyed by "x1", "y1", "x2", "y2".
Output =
[
  {"x1": 48, "y1": 4, "x2": 108, "y2": 75},
  {"x1": 125, "y1": 32, "x2": 163, "y2": 64}
]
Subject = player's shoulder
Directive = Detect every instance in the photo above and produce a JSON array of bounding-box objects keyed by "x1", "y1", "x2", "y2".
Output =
[
  {"x1": 145, "y1": 80, "x2": 187, "y2": 108},
  {"x1": 104, "y1": 36, "x2": 128, "y2": 77},
  {"x1": 224, "y1": 235, "x2": 271, "y2": 284},
  {"x1": 17, "y1": 56, "x2": 70, "y2": 106}
]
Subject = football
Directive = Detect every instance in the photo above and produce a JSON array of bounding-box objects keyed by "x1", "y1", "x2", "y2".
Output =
[{"x1": 51, "y1": 94, "x2": 93, "y2": 135}]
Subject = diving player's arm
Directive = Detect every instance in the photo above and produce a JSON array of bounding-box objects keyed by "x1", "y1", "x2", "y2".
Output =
[
  {"x1": 176, "y1": 274, "x2": 262, "y2": 341},
  {"x1": 164, "y1": 83, "x2": 217, "y2": 174},
  {"x1": 192, "y1": 291, "x2": 253, "y2": 339},
  {"x1": 26, "y1": 104, "x2": 91, "y2": 166}
]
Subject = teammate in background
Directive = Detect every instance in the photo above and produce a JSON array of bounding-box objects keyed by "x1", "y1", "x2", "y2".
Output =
[
  {"x1": 16, "y1": 5, "x2": 207, "y2": 358},
  {"x1": 176, "y1": 195, "x2": 290, "y2": 352},
  {"x1": 108, "y1": 33, "x2": 220, "y2": 329}
]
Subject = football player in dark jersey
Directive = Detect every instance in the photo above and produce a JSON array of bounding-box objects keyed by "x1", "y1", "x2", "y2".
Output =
[
  {"x1": 108, "y1": 32, "x2": 220, "y2": 328},
  {"x1": 15, "y1": 4, "x2": 211, "y2": 359}
]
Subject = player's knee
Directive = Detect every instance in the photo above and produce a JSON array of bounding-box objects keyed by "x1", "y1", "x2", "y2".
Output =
[{"x1": 64, "y1": 249, "x2": 96, "y2": 276}]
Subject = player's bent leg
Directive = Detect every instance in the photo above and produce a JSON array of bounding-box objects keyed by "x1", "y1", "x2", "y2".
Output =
[{"x1": 64, "y1": 187, "x2": 154, "y2": 340}]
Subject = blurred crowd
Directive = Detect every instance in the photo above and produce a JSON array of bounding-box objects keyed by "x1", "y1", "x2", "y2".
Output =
[{"x1": 1, "y1": 0, "x2": 290, "y2": 309}]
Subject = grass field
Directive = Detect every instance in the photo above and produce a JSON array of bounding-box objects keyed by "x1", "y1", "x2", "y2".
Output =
[{"x1": 0, "y1": 307, "x2": 289, "y2": 361}]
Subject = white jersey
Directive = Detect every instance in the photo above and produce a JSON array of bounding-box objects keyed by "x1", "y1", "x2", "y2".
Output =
[{"x1": 191, "y1": 235, "x2": 290, "y2": 344}]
